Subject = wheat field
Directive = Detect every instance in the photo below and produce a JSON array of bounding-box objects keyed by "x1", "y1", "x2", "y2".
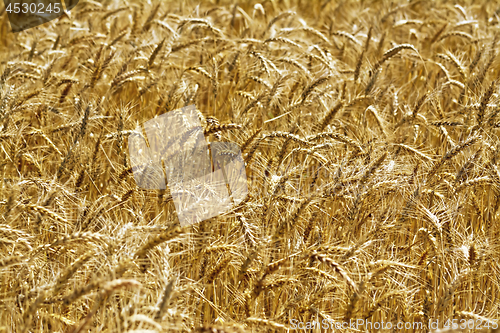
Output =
[{"x1": 0, "y1": 0, "x2": 500, "y2": 332}]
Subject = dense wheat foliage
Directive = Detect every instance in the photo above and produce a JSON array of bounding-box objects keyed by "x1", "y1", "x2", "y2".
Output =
[{"x1": 1, "y1": 0, "x2": 500, "y2": 331}]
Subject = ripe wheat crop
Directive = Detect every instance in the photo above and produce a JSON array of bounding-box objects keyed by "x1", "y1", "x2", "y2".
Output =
[{"x1": 0, "y1": 0, "x2": 500, "y2": 332}]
